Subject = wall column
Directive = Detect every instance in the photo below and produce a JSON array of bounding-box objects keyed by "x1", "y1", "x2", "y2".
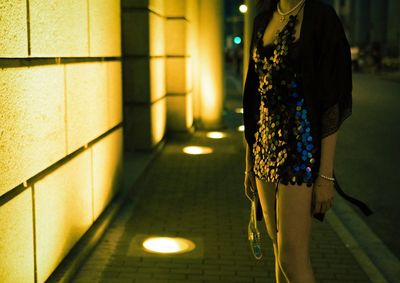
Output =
[
  {"x1": 122, "y1": 0, "x2": 166, "y2": 150},
  {"x1": 198, "y1": 0, "x2": 225, "y2": 129},
  {"x1": 164, "y1": 0, "x2": 194, "y2": 133}
]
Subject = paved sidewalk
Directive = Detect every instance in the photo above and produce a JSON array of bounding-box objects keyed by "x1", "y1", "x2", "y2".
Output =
[{"x1": 71, "y1": 129, "x2": 372, "y2": 283}]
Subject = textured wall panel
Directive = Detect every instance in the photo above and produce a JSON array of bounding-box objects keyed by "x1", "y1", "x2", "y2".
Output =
[
  {"x1": 167, "y1": 93, "x2": 193, "y2": 131},
  {"x1": 166, "y1": 57, "x2": 192, "y2": 94},
  {"x1": 123, "y1": 11, "x2": 149, "y2": 56},
  {"x1": 164, "y1": 0, "x2": 186, "y2": 17},
  {"x1": 89, "y1": 0, "x2": 121, "y2": 57},
  {"x1": 124, "y1": 104, "x2": 151, "y2": 150},
  {"x1": 150, "y1": 57, "x2": 166, "y2": 102},
  {"x1": 30, "y1": 0, "x2": 88, "y2": 57},
  {"x1": 123, "y1": 58, "x2": 164, "y2": 104},
  {"x1": 0, "y1": 0, "x2": 28, "y2": 57},
  {"x1": 0, "y1": 66, "x2": 66, "y2": 196},
  {"x1": 34, "y1": 151, "x2": 92, "y2": 283},
  {"x1": 107, "y1": 62, "x2": 123, "y2": 128},
  {"x1": 123, "y1": 58, "x2": 150, "y2": 103},
  {"x1": 151, "y1": 98, "x2": 166, "y2": 145},
  {"x1": 123, "y1": 0, "x2": 164, "y2": 15},
  {"x1": 66, "y1": 62, "x2": 108, "y2": 153},
  {"x1": 123, "y1": 10, "x2": 164, "y2": 56},
  {"x1": 92, "y1": 128, "x2": 123, "y2": 220},
  {"x1": 165, "y1": 19, "x2": 188, "y2": 56},
  {"x1": 0, "y1": 189, "x2": 34, "y2": 283},
  {"x1": 124, "y1": 98, "x2": 166, "y2": 150},
  {"x1": 149, "y1": 12, "x2": 165, "y2": 56}
]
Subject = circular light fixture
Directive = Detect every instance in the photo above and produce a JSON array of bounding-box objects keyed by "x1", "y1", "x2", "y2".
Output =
[
  {"x1": 142, "y1": 237, "x2": 196, "y2": 254},
  {"x1": 183, "y1": 146, "x2": 213, "y2": 155},
  {"x1": 238, "y1": 125, "x2": 245, "y2": 132},
  {"x1": 239, "y1": 4, "x2": 248, "y2": 13},
  {"x1": 206, "y1": 132, "x2": 227, "y2": 139},
  {"x1": 235, "y1": 108, "x2": 244, "y2": 114}
]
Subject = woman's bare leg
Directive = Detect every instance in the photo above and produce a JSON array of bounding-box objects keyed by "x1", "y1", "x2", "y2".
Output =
[
  {"x1": 277, "y1": 183, "x2": 315, "y2": 283},
  {"x1": 255, "y1": 178, "x2": 286, "y2": 283}
]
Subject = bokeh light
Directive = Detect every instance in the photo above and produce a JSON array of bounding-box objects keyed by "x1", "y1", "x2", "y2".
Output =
[
  {"x1": 233, "y1": 36, "x2": 242, "y2": 45},
  {"x1": 239, "y1": 4, "x2": 248, "y2": 13}
]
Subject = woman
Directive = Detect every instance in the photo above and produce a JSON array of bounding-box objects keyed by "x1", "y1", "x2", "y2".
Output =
[{"x1": 243, "y1": 0, "x2": 372, "y2": 282}]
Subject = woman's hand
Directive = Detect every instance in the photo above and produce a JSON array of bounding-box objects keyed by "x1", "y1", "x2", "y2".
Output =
[
  {"x1": 312, "y1": 176, "x2": 335, "y2": 215},
  {"x1": 244, "y1": 170, "x2": 257, "y2": 201}
]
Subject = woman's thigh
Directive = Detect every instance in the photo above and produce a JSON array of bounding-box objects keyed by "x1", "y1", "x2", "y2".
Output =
[
  {"x1": 255, "y1": 177, "x2": 278, "y2": 241},
  {"x1": 277, "y1": 183, "x2": 313, "y2": 256}
]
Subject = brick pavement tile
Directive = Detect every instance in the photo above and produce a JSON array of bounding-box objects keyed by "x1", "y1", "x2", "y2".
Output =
[{"x1": 72, "y1": 130, "x2": 372, "y2": 283}]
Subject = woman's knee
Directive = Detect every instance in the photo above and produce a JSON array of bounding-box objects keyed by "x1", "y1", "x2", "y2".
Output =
[
  {"x1": 262, "y1": 212, "x2": 278, "y2": 242},
  {"x1": 278, "y1": 242, "x2": 310, "y2": 276}
]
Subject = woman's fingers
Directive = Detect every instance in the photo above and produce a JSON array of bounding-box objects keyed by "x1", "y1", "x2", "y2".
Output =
[
  {"x1": 313, "y1": 202, "x2": 322, "y2": 214},
  {"x1": 314, "y1": 198, "x2": 334, "y2": 214},
  {"x1": 244, "y1": 176, "x2": 253, "y2": 201}
]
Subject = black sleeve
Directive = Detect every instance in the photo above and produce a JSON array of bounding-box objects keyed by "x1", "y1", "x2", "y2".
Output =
[
  {"x1": 243, "y1": 14, "x2": 262, "y2": 147},
  {"x1": 318, "y1": 6, "x2": 352, "y2": 138}
]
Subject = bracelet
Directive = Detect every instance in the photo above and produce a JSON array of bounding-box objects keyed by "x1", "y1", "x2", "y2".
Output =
[
  {"x1": 319, "y1": 173, "x2": 335, "y2": 182},
  {"x1": 244, "y1": 169, "x2": 253, "y2": 174}
]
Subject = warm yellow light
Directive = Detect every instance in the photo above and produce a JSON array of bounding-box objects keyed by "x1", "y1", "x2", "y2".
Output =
[
  {"x1": 183, "y1": 146, "x2": 213, "y2": 155},
  {"x1": 142, "y1": 237, "x2": 196, "y2": 254},
  {"x1": 206, "y1": 132, "x2": 227, "y2": 139},
  {"x1": 239, "y1": 4, "x2": 248, "y2": 13},
  {"x1": 238, "y1": 125, "x2": 245, "y2": 132},
  {"x1": 235, "y1": 108, "x2": 244, "y2": 114}
]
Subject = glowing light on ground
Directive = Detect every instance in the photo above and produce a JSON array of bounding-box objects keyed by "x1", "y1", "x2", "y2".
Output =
[
  {"x1": 235, "y1": 108, "x2": 244, "y2": 114},
  {"x1": 239, "y1": 4, "x2": 248, "y2": 13},
  {"x1": 183, "y1": 146, "x2": 213, "y2": 155},
  {"x1": 142, "y1": 237, "x2": 196, "y2": 254},
  {"x1": 206, "y1": 132, "x2": 227, "y2": 139},
  {"x1": 238, "y1": 125, "x2": 245, "y2": 132}
]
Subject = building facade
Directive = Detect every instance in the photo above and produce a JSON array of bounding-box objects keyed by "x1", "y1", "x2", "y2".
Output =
[{"x1": 327, "y1": 0, "x2": 400, "y2": 56}]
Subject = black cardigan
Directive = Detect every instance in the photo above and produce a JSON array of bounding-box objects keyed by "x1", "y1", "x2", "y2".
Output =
[
  {"x1": 243, "y1": 0, "x2": 373, "y2": 217},
  {"x1": 243, "y1": 0, "x2": 352, "y2": 148}
]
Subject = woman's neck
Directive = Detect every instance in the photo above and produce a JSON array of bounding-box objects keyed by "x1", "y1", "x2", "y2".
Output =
[{"x1": 279, "y1": 0, "x2": 304, "y2": 13}]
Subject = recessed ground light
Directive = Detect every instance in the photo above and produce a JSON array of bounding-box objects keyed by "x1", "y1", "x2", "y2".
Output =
[
  {"x1": 183, "y1": 146, "x2": 213, "y2": 155},
  {"x1": 206, "y1": 131, "x2": 227, "y2": 139},
  {"x1": 238, "y1": 125, "x2": 245, "y2": 132},
  {"x1": 142, "y1": 237, "x2": 196, "y2": 254}
]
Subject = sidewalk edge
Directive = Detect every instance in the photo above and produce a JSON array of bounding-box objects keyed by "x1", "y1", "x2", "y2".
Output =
[{"x1": 327, "y1": 196, "x2": 399, "y2": 283}]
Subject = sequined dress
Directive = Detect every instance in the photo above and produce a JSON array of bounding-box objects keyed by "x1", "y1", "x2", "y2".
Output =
[{"x1": 251, "y1": 14, "x2": 318, "y2": 187}]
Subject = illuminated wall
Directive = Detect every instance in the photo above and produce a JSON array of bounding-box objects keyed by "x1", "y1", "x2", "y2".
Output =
[
  {"x1": 122, "y1": 0, "x2": 225, "y2": 149},
  {"x1": 122, "y1": 0, "x2": 167, "y2": 150},
  {"x1": 0, "y1": 0, "x2": 123, "y2": 282},
  {"x1": 164, "y1": 0, "x2": 195, "y2": 132},
  {"x1": 198, "y1": 0, "x2": 225, "y2": 129}
]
